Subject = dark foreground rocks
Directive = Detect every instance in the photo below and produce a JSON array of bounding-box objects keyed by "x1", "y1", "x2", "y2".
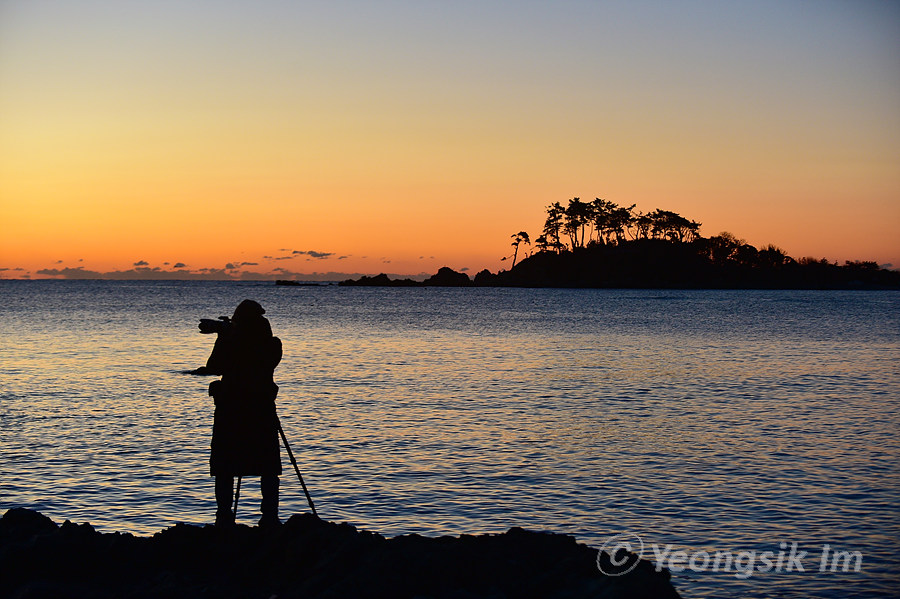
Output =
[{"x1": 1, "y1": 508, "x2": 680, "y2": 599}]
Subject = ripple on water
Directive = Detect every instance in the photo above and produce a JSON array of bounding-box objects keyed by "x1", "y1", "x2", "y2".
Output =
[{"x1": 1, "y1": 283, "x2": 899, "y2": 598}]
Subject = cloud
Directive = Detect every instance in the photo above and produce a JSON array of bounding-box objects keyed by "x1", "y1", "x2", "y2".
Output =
[
  {"x1": 173, "y1": 262, "x2": 186, "y2": 268},
  {"x1": 292, "y1": 250, "x2": 334, "y2": 259},
  {"x1": 225, "y1": 263, "x2": 237, "y2": 270},
  {"x1": 460, "y1": 267, "x2": 470, "y2": 272},
  {"x1": 31, "y1": 263, "x2": 436, "y2": 282},
  {"x1": 34, "y1": 262, "x2": 220, "y2": 280},
  {"x1": 270, "y1": 249, "x2": 335, "y2": 261},
  {"x1": 185, "y1": 268, "x2": 230, "y2": 279},
  {"x1": 134, "y1": 260, "x2": 149, "y2": 266},
  {"x1": 37, "y1": 267, "x2": 103, "y2": 279},
  {"x1": 240, "y1": 262, "x2": 258, "y2": 266}
]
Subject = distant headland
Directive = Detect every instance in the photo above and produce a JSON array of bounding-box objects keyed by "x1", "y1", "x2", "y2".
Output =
[{"x1": 341, "y1": 198, "x2": 900, "y2": 289}]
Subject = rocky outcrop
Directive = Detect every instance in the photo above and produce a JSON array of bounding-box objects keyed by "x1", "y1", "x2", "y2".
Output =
[
  {"x1": 338, "y1": 273, "x2": 422, "y2": 286},
  {"x1": 340, "y1": 268, "x2": 474, "y2": 287},
  {"x1": 0, "y1": 508, "x2": 681, "y2": 598},
  {"x1": 422, "y1": 267, "x2": 473, "y2": 287}
]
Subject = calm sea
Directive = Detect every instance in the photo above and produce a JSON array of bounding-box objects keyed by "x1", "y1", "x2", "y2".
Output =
[{"x1": 1, "y1": 280, "x2": 898, "y2": 598}]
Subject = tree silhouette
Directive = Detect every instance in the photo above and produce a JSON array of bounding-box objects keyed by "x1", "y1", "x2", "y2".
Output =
[
  {"x1": 758, "y1": 244, "x2": 793, "y2": 268},
  {"x1": 645, "y1": 209, "x2": 701, "y2": 242},
  {"x1": 533, "y1": 199, "x2": 707, "y2": 251},
  {"x1": 632, "y1": 211, "x2": 653, "y2": 240},
  {"x1": 703, "y1": 232, "x2": 744, "y2": 265},
  {"x1": 563, "y1": 198, "x2": 591, "y2": 249},
  {"x1": 607, "y1": 203, "x2": 636, "y2": 244},
  {"x1": 589, "y1": 198, "x2": 615, "y2": 244},
  {"x1": 510, "y1": 231, "x2": 531, "y2": 268},
  {"x1": 542, "y1": 202, "x2": 566, "y2": 253},
  {"x1": 483, "y1": 196, "x2": 897, "y2": 289}
]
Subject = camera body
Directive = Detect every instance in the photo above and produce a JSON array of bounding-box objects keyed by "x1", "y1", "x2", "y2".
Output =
[{"x1": 198, "y1": 316, "x2": 232, "y2": 334}]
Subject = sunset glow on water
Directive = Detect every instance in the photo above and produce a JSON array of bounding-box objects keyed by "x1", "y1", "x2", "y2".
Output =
[{"x1": 1, "y1": 281, "x2": 898, "y2": 597}]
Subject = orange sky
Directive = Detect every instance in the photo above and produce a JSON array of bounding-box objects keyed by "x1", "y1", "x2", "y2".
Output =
[{"x1": 2, "y1": 1, "x2": 899, "y2": 279}]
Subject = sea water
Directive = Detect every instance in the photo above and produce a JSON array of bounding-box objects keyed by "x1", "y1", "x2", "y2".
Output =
[{"x1": 1, "y1": 280, "x2": 898, "y2": 598}]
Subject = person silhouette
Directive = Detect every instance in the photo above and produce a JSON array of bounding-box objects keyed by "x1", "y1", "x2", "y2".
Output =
[{"x1": 196, "y1": 299, "x2": 283, "y2": 527}]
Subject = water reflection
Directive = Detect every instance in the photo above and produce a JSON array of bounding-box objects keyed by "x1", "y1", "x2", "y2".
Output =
[{"x1": 0, "y1": 282, "x2": 898, "y2": 598}]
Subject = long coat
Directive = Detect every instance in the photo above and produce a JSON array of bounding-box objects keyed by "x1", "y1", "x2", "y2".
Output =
[{"x1": 205, "y1": 318, "x2": 283, "y2": 477}]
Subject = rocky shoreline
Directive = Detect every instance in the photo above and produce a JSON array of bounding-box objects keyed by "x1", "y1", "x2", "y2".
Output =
[{"x1": 1, "y1": 508, "x2": 680, "y2": 598}]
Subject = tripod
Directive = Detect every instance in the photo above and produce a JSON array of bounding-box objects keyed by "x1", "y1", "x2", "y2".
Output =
[{"x1": 233, "y1": 415, "x2": 318, "y2": 518}]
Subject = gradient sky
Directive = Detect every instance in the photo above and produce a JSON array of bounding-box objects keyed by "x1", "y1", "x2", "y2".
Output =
[{"x1": 2, "y1": 0, "x2": 899, "y2": 279}]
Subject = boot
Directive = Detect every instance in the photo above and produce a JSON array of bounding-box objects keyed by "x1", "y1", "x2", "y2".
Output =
[
  {"x1": 215, "y1": 476, "x2": 235, "y2": 527},
  {"x1": 259, "y1": 475, "x2": 280, "y2": 528}
]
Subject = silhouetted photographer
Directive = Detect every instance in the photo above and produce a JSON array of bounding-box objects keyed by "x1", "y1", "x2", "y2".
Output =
[{"x1": 193, "y1": 299, "x2": 283, "y2": 527}]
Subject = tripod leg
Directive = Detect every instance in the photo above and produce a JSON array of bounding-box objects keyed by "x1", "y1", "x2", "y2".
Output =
[
  {"x1": 277, "y1": 418, "x2": 318, "y2": 517},
  {"x1": 233, "y1": 476, "x2": 242, "y2": 518}
]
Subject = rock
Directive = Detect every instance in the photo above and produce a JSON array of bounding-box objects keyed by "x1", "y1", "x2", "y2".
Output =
[
  {"x1": 0, "y1": 509, "x2": 682, "y2": 598},
  {"x1": 339, "y1": 274, "x2": 422, "y2": 287},
  {"x1": 339, "y1": 267, "x2": 473, "y2": 287},
  {"x1": 473, "y1": 269, "x2": 497, "y2": 286},
  {"x1": 0, "y1": 507, "x2": 58, "y2": 540},
  {"x1": 423, "y1": 267, "x2": 473, "y2": 287}
]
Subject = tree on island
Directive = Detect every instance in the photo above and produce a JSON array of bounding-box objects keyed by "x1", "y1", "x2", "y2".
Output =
[
  {"x1": 532, "y1": 198, "x2": 702, "y2": 252},
  {"x1": 479, "y1": 196, "x2": 898, "y2": 289},
  {"x1": 509, "y1": 231, "x2": 531, "y2": 268},
  {"x1": 563, "y1": 198, "x2": 592, "y2": 249},
  {"x1": 342, "y1": 196, "x2": 898, "y2": 289},
  {"x1": 540, "y1": 201, "x2": 566, "y2": 254}
]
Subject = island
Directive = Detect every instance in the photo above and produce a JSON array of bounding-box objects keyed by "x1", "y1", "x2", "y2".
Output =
[{"x1": 341, "y1": 198, "x2": 900, "y2": 289}]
